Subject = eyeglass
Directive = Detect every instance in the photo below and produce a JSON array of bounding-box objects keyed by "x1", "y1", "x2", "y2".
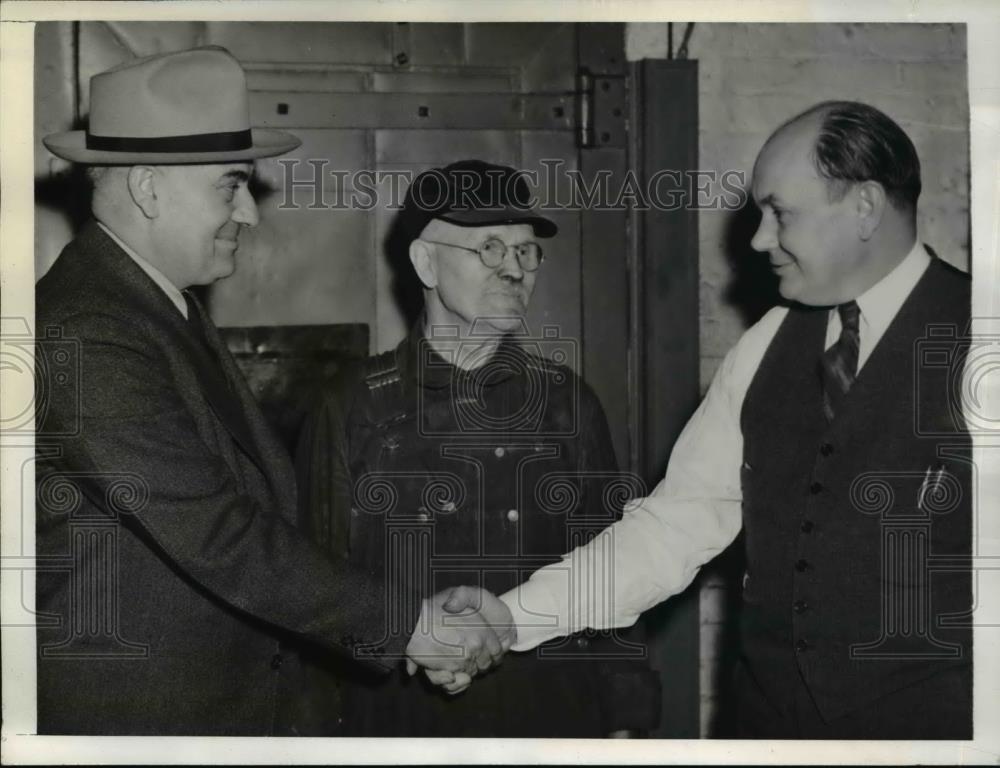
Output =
[{"x1": 423, "y1": 237, "x2": 544, "y2": 272}]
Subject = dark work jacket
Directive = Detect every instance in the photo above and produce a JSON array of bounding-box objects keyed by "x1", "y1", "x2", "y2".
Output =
[
  {"x1": 740, "y1": 256, "x2": 972, "y2": 728},
  {"x1": 297, "y1": 327, "x2": 661, "y2": 737},
  {"x1": 34, "y1": 222, "x2": 421, "y2": 735}
]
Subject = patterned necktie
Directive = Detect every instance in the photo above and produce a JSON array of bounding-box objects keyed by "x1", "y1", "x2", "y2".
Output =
[{"x1": 820, "y1": 300, "x2": 861, "y2": 422}]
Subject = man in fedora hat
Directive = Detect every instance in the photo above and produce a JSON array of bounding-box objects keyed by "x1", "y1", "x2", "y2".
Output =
[
  {"x1": 296, "y1": 161, "x2": 660, "y2": 737},
  {"x1": 36, "y1": 47, "x2": 508, "y2": 735}
]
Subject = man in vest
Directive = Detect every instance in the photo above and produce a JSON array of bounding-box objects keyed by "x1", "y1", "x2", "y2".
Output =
[
  {"x1": 296, "y1": 160, "x2": 661, "y2": 736},
  {"x1": 445, "y1": 101, "x2": 973, "y2": 738},
  {"x1": 35, "y1": 47, "x2": 507, "y2": 735}
]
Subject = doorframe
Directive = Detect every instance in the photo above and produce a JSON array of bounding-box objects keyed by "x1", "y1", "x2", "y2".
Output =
[{"x1": 576, "y1": 27, "x2": 702, "y2": 736}]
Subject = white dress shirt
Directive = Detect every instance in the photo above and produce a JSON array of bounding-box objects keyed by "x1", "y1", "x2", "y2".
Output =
[
  {"x1": 499, "y1": 241, "x2": 932, "y2": 650},
  {"x1": 97, "y1": 221, "x2": 188, "y2": 319}
]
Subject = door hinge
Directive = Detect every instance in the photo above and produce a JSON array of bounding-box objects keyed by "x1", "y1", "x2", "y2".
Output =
[{"x1": 576, "y1": 69, "x2": 627, "y2": 149}]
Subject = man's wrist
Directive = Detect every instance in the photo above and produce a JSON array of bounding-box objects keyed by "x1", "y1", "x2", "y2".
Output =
[{"x1": 498, "y1": 585, "x2": 562, "y2": 652}]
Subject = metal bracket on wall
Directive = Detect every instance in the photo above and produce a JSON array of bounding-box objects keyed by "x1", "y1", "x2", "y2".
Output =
[
  {"x1": 576, "y1": 70, "x2": 627, "y2": 149},
  {"x1": 251, "y1": 90, "x2": 575, "y2": 131}
]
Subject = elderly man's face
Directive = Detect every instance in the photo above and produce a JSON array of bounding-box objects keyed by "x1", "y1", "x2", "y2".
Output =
[
  {"x1": 150, "y1": 162, "x2": 259, "y2": 287},
  {"x1": 750, "y1": 123, "x2": 866, "y2": 306},
  {"x1": 421, "y1": 221, "x2": 538, "y2": 334}
]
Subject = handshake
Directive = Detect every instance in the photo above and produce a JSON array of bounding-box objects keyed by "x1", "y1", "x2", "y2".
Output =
[{"x1": 404, "y1": 585, "x2": 516, "y2": 695}]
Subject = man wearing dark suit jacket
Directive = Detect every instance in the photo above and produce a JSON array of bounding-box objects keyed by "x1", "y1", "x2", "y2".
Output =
[
  {"x1": 449, "y1": 101, "x2": 973, "y2": 738},
  {"x1": 35, "y1": 46, "x2": 509, "y2": 736}
]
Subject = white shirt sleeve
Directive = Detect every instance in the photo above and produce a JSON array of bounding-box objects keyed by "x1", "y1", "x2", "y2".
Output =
[{"x1": 499, "y1": 307, "x2": 788, "y2": 650}]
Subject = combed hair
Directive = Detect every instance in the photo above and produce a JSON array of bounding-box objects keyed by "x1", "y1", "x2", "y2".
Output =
[{"x1": 803, "y1": 100, "x2": 922, "y2": 211}]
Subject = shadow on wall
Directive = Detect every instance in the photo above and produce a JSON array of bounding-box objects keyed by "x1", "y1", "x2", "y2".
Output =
[
  {"x1": 722, "y1": 200, "x2": 782, "y2": 327},
  {"x1": 383, "y1": 209, "x2": 424, "y2": 331},
  {"x1": 35, "y1": 117, "x2": 94, "y2": 238}
]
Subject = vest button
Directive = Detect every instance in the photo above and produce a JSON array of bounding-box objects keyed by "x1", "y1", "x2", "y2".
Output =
[
  {"x1": 793, "y1": 600, "x2": 809, "y2": 613},
  {"x1": 270, "y1": 653, "x2": 284, "y2": 670},
  {"x1": 794, "y1": 559, "x2": 810, "y2": 572},
  {"x1": 800, "y1": 520, "x2": 814, "y2": 533},
  {"x1": 494, "y1": 446, "x2": 506, "y2": 458},
  {"x1": 506, "y1": 509, "x2": 519, "y2": 523},
  {"x1": 819, "y1": 443, "x2": 834, "y2": 457},
  {"x1": 809, "y1": 481, "x2": 823, "y2": 494},
  {"x1": 795, "y1": 638, "x2": 811, "y2": 653}
]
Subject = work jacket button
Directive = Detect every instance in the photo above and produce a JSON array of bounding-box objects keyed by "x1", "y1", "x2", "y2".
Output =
[
  {"x1": 800, "y1": 520, "x2": 815, "y2": 533},
  {"x1": 793, "y1": 600, "x2": 809, "y2": 614},
  {"x1": 795, "y1": 638, "x2": 811, "y2": 653},
  {"x1": 794, "y1": 559, "x2": 810, "y2": 572},
  {"x1": 809, "y1": 481, "x2": 823, "y2": 494},
  {"x1": 270, "y1": 653, "x2": 284, "y2": 670},
  {"x1": 819, "y1": 443, "x2": 834, "y2": 457}
]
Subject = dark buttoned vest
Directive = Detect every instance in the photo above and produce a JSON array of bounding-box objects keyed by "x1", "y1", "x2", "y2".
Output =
[{"x1": 740, "y1": 256, "x2": 972, "y2": 722}]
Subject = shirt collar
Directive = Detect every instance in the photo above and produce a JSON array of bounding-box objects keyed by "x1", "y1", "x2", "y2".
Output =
[
  {"x1": 852, "y1": 240, "x2": 931, "y2": 340},
  {"x1": 96, "y1": 221, "x2": 188, "y2": 319}
]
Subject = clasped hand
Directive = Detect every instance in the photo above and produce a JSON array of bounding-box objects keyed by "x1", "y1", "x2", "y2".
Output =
[{"x1": 404, "y1": 586, "x2": 516, "y2": 695}]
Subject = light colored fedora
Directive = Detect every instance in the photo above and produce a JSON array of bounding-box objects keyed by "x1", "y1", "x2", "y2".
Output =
[{"x1": 43, "y1": 46, "x2": 300, "y2": 164}]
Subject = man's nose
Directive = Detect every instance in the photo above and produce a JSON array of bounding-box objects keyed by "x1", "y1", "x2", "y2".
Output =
[
  {"x1": 496, "y1": 245, "x2": 524, "y2": 280},
  {"x1": 750, "y1": 211, "x2": 776, "y2": 253},
  {"x1": 231, "y1": 186, "x2": 260, "y2": 228}
]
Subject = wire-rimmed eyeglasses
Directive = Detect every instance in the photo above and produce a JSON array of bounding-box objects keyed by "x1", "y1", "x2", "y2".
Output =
[{"x1": 422, "y1": 237, "x2": 544, "y2": 272}]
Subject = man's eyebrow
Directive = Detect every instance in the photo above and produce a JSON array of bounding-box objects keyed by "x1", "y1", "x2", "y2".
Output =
[{"x1": 219, "y1": 170, "x2": 251, "y2": 183}]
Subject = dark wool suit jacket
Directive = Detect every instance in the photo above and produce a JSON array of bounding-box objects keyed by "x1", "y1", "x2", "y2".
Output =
[{"x1": 34, "y1": 222, "x2": 420, "y2": 735}]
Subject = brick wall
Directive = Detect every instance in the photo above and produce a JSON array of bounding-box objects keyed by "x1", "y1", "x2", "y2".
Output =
[{"x1": 627, "y1": 21, "x2": 970, "y2": 737}]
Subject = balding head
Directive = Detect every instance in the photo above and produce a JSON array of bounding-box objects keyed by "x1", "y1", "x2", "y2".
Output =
[
  {"x1": 750, "y1": 101, "x2": 921, "y2": 306},
  {"x1": 766, "y1": 101, "x2": 922, "y2": 214}
]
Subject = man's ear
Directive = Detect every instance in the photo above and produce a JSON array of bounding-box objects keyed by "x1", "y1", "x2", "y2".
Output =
[
  {"x1": 126, "y1": 166, "x2": 159, "y2": 219},
  {"x1": 856, "y1": 180, "x2": 886, "y2": 241},
  {"x1": 409, "y1": 239, "x2": 438, "y2": 289}
]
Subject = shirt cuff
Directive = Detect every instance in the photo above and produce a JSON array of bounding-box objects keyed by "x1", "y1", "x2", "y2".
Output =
[{"x1": 499, "y1": 581, "x2": 565, "y2": 652}]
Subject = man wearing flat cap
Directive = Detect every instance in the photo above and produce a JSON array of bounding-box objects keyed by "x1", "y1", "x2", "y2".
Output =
[
  {"x1": 296, "y1": 161, "x2": 661, "y2": 737},
  {"x1": 36, "y1": 48, "x2": 507, "y2": 736}
]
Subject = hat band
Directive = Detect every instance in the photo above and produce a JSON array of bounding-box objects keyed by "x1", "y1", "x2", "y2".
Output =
[{"x1": 86, "y1": 129, "x2": 253, "y2": 153}]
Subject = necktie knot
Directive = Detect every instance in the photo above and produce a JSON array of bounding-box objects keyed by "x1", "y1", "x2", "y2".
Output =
[
  {"x1": 183, "y1": 291, "x2": 211, "y2": 349},
  {"x1": 821, "y1": 300, "x2": 861, "y2": 422},
  {"x1": 838, "y1": 300, "x2": 860, "y2": 333}
]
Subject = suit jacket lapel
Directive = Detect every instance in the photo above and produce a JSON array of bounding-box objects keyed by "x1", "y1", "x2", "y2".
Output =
[
  {"x1": 83, "y1": 223, "x2": 267, "y2": 471},
  {"x1": 181, "y1": 294, "x2": 266, "y2": 470}
]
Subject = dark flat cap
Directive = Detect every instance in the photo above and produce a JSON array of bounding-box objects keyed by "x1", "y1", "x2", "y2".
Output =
[{"x1": 399, "y1": 160, "x2": 557, "y2": 242}]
